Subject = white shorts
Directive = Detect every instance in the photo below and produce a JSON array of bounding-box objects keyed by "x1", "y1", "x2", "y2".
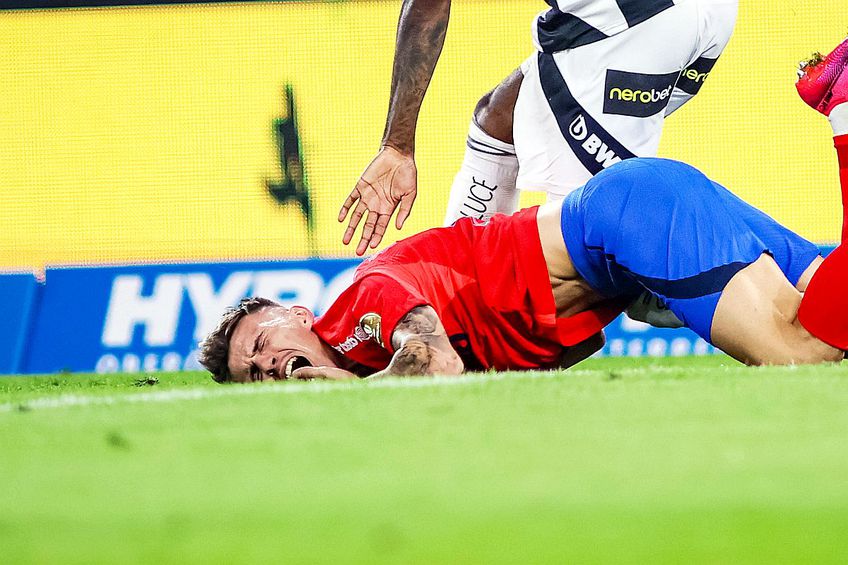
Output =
[{"x1": 514, "y1": 0, "x2": 738, "y2": 200}]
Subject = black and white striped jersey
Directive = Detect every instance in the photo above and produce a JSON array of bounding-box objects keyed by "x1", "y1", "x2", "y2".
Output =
[{"x1": 533, "y1": 0, "x2": 685, "y2": 53}]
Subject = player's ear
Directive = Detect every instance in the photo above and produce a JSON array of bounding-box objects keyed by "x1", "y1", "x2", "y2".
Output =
[{"x1": 289, "y1": 306, "x2": 315, "y2": 329}]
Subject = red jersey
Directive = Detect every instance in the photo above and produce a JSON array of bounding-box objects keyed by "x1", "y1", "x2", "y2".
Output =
[{"x1": 313, "y1": 206, "x2": 624, "y2": 371}]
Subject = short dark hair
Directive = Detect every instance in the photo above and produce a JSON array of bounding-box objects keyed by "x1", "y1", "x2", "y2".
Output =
[{"x1": 198, "y1": 296, "x2": 281, "y2": 383}]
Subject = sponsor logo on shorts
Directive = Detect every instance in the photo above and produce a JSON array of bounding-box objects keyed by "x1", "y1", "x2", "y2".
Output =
[
  {"x1": 537, "y1": 52, "x2": 636, "y2": 175},
  {"x1": 568, "y1": 115, "x2": 623, "y2": 169},
  {"x1": 676, "y1": 56, "x2": 718, "y2": 96},
  {"x1": 603, "y1": 69, "x2": 680, "y2": 118}
]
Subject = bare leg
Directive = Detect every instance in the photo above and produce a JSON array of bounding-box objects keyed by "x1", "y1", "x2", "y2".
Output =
[
  {"x1": 794, "y1": 255, "x2": 822, "y2": 292},
  {"x1": 443, "y1": 70, "x2": 524, "y2": 225},
  {"x1": 796, "y1": 124, "x2": 848, "y2": 349},
  {"x1": 795, "y1": 41, "x2": 848, "y2": 349},
  {"x1": 711, "y1": 254, "x2": 842, "y2": 366},
  {"x1": 474, "y1": 69, "x2": 522, "y2": 143}
]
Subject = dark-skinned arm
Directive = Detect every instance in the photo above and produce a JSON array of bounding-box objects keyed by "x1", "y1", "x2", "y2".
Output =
[
  {"x1": 381, "y1": 0, "x2": 452, "y2": 154},
  {"x1": 367, "y1": 305, "x2": 464, "y2": 379},
  {"x1": 340, "y1": 0, "x2": 452, "y2": 255}
]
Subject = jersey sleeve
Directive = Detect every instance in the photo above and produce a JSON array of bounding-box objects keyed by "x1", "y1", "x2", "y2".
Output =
[
  {"x1": 315, "y1": 272, "x2": 431, "y2": 366},
  {"x1": 357, "y1": 274, "x2": 431, "y2": 353}
]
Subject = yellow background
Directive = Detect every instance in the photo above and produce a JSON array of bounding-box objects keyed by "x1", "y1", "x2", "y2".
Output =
[{"x1": 0, "y1": 1, "x2": 845, "y2": 269}]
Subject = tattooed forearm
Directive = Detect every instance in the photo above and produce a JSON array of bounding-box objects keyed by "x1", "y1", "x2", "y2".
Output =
[
  {"x1": 382, "y1": 0, "x2": 452, "y2": 153},
  {"x1": 392, "y1": 307, "x2": 439, "y2": 346},
  {"x1": 384, "y1": 338, "x2": 433, "y2": 376},
  {"x1": 368, "y1": 306, "x2": 464, "y2": 379}
]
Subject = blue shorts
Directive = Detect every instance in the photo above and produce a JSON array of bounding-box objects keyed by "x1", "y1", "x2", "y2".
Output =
[{"x1": 561, "y1": 158, "x2": 821, "y2": 342}]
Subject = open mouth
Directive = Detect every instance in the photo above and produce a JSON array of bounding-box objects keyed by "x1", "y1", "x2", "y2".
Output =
[{"x1": 284, "y1": 355, "x2": 312, "y2": 378}]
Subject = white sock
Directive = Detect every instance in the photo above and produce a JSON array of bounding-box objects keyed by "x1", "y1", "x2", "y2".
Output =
[
  {"x1": 829, "y1": 103, "x2": 848, "y2": 136},
  {"x1": 443, "y1": 121, "x2": 519, "y2": 226}
]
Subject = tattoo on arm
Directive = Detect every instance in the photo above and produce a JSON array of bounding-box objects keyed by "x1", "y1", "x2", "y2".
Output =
[
  {"x1": 391, "y1": 307, "x2": 439, "y2": 348},
  {"x1": 384, "y1": 339, "x2": 433, "y2": 376},
  {"x1": 369, "y1": 306, "x2": 463, "y2": 378},
  {"x1": 382, "y1": 0, "x2": 451, "y2": 153}
]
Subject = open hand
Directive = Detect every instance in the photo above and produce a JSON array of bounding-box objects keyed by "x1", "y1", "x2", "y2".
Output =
[{"x1": 339, "y1": 146, "x2": 417, "y2": 255}]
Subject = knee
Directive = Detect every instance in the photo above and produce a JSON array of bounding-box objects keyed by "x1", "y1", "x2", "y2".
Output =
[
  {"x1": 710, "y1": 255, "x2": 843, "y2": 367},
  {"x1": 815, "y1": 348, "x2": 846, "y2": 364},
  {"x1": 472, "y1": 91, "x2": 513, "y2": 143},
  {"x1": 791, "y1": 334, "x2": 846, "y2": 365},
  {"x1": 786, "y1": 318, "x2": 844, "y2": 365},
  {"x1": 745, "y1": 350, "x2": 842, "y2": 367},
  {"x1": 744, "y1": 324, "x2": 844, "y2": 366},
  {"x1": 473, "y1": 90, "x2": 493, "y2": 115},
  {"x1": 471, "y1": 70, "x2": 522, "y2": 144}
]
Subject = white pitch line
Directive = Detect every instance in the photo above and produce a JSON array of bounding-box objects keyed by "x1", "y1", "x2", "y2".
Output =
[
  {"x1": 0, "y1": 364, "x2": 751, "y2": 415},
  {"x1": 0, "y1": 371, "x2": 558, "y2": 414}
]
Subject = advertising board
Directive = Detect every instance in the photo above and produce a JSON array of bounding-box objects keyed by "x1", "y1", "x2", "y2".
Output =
[{"x1": 12, "y1": 259, "x2": 720, "y2": 376}]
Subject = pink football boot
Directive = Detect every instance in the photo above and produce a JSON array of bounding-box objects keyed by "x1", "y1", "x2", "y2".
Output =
[{"x1": 796, "y1": 36, "x2": 848, "y2": 115}]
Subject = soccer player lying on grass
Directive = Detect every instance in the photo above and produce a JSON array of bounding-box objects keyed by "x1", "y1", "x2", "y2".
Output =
[{"x1": 198, "y1": 38, "x2": 848, "y2": 383}]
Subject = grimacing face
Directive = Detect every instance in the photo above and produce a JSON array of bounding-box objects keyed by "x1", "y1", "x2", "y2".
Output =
[{"x1": 226, "y1": 305, "x2": 339, "y2": 382}]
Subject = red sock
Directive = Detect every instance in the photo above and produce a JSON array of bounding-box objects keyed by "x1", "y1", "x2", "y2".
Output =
[
  {"x1": 798, "y1": 134, "x2": 848, "y2": 350},
  {"x1": 798, "y1": 245, "x2": 848, "y2": 350},
  {"x1": 837, "y1": 134, "x2": 848, "y2": 241}
]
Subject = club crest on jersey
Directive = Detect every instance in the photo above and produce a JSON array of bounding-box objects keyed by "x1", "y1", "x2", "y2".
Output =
[
  {"x1": 603, "y1": 69, "x2": 679, "y2": 118},
  {"x1": 332, "y1": 313, "x2": 384, "y2": 354},
  {"x1": 357, "y1": 312, "x2": 383, "y2": 346}
]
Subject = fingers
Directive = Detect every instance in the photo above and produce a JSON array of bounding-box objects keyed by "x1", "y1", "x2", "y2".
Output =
[
  {"x1": 355, "y1": 211, "x2": 393, "y2": 254},
  {"x1": 370, "y1": 215, "x2": 391, "y2": 249},
  {"x1": 356, "y1": 210, "x2": 379, "y2": 256},
  {"x1": 291, "y1": 367, "x2": 324, "y2": 380},
  {"x1": 342, "y1": 175, "x2": 415, "y2": 252},
  {"x1": 345, "y1": 209, "x2": 403, "y2": 253},
  {"x1": 343, "y1": 201, "x2": 368, "y2": 246},
  {"x1": 291, "y1": 367, "x2": 356, "y2": 381},
  {"x1": 396, "y1": 191, "x2": 416, "y2": 229},
  {"x1": 338, "y1": 189, "x2": 360, "y2": 223}
]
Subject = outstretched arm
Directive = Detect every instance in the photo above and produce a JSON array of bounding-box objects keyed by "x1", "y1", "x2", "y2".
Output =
[
  {"x1": 368, "y1": 305, "x2": 464, "y2": 379},
  {"x1": 340, "y1": 0, "x2": 452, "y2": 255}
]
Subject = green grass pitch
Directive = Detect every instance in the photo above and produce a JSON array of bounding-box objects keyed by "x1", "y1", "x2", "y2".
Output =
[{"x1": 2, "y1": 356, "x2": 848, "y2": 564}]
